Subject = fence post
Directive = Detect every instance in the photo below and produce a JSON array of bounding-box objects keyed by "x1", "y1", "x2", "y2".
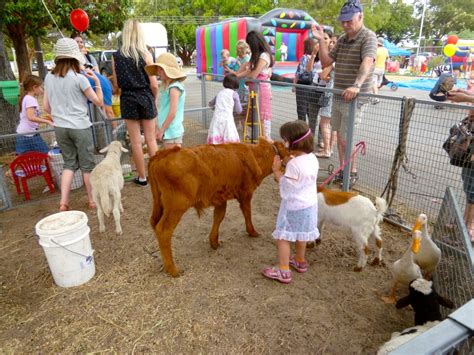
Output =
[
  {"x1": 0, "y1": 164, "x2": 12, "y2": 210},
  {"x1": 341, "y1": 98, "x2": 357, "y2": 191},
  {"x1": 201, "y1": 73, "x2": 208, "y2": 128}
]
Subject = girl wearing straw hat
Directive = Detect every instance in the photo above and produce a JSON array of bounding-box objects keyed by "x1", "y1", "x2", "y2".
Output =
[
  {"x1": 112, "y1": 20, "x2": 159, "y2": 186},
  {"x1": 145, "y1": 52, "x2": 186, "y2": 150},
  {"x1": 43, "y1": 37, "x2": 103, "y2": 211}
]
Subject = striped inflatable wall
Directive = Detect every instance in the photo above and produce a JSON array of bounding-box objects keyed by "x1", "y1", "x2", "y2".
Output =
[{"x1": 196, "y1": 19, "x2": 247, "y2": 75}]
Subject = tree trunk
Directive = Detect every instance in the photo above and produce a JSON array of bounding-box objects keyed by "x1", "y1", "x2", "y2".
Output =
[
  {"x1": 6, "y1": 23, "x2": 31, "y2": 83},
  {"x1": 34, "y1": 36, "x2": 47, "y2": 80},
  {"x1": 0, "y1": 29, "x2": 19, "y2": 144}
]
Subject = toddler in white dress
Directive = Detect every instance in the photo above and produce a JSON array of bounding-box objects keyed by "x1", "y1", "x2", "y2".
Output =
[
  {"x1": 207, "y1": 74, "x2": 242, "y2": 144},
  {"x1": 262, "y1": 120, "x2": 319, "y2": 284}
]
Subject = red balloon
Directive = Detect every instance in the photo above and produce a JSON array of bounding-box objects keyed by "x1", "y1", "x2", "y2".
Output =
[
  {"x1": 447, "y1": 35, "x2": 459, "y2": 45},
  {"x1": 70, "y1": 9, "x2": 89, "y2": 33}
]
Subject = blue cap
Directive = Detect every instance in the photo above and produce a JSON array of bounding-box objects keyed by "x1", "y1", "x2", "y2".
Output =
[{"x1": 337, "y1": 1, "x2": 363, "y2": 21}]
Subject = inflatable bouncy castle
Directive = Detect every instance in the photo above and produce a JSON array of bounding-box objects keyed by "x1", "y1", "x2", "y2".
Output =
[
  {"x1": 450, "y1": 39, "x2": 474, "y2": 70},
  {"x1": 195, "y1": 9, "x2": 324, "y2": 77}
]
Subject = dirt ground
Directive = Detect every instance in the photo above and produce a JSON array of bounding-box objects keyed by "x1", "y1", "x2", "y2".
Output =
[{"x1": 0, "y1": 177, "x2": 414, "y2": 353}]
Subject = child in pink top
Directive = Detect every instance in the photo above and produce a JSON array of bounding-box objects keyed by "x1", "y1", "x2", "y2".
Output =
[{"x1": 16, "y1": 75, "x2": 54, "y2": 154}]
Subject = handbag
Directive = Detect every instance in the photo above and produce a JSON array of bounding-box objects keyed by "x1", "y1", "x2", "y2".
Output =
[
  {"x1": 442, "y1": 117, "x2": 474, "y2": 167},
  {"x1": 297, "y1": 71, "x2": 314, "y2": 85}
]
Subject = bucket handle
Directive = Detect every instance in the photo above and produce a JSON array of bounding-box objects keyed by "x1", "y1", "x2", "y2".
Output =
[{"x1": 50, "y1": 238, "x2": 94, "y2": 264}]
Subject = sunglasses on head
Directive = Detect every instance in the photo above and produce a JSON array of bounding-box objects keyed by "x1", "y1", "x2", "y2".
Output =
[{"x1": 344, "y1": 0, "x2": 360, "y2": 8}]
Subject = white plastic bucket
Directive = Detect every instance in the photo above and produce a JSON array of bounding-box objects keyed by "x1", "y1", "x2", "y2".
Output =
[{"x1": 35, "y1": 211, "x2": 95, "y2": 288}]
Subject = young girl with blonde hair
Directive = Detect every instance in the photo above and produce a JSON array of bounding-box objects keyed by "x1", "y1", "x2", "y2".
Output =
[
  {"x1": 112, "y1": 19, "x2": 158, "y2": 186},
  {"x1": 145, "y1": 53, "x2": 186, "y2": 150}
]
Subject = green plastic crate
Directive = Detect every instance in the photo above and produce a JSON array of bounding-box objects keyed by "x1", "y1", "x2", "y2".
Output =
[{"x1": 0, "y1": 80, "x2": 20, "y2": 105}]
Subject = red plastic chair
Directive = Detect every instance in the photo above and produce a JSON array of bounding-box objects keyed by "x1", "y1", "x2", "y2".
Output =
[{"x1": 9, "y1": 152, "x2": 55, "y2": 200}]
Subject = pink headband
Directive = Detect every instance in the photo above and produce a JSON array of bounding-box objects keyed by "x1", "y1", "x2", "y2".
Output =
[{"x1": 291, "y1": 129, "x2": 311, "y2": 145}]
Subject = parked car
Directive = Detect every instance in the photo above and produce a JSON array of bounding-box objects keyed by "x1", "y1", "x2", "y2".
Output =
[
  {"x1": 89, "y1": 50, "x2": 115, "y2": 77},
  {"x1": 31, "y1": 60, "x2": 54, "y2": 72},
  {"x1": 44, "y1": 61, "x2": 54, "y2": 71},
  {"x1": 175, "y1": 55, "x2": 183, "y2": 69}
]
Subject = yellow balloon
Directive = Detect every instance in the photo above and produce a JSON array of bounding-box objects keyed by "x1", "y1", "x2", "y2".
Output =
[{"x1": 443, "y1": 44, "x2": 457, "y2": 57}]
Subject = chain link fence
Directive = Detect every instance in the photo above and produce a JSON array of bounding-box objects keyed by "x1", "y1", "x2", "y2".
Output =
[{"x1": 1, "y1": 73, "x2": 473, "y2": 351}]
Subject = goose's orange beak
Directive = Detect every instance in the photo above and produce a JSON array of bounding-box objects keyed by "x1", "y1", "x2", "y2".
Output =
[
  {"x1": 412, "y1": 235, "x2": 421, "y2": 253},
  {"x1": 412, "y1": 218, "x2": 423, "y2": 232}
]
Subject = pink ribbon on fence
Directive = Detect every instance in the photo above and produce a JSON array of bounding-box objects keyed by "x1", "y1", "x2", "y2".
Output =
[{"x1": 318, "y1": 141, "x2": 366, "y2": 189}]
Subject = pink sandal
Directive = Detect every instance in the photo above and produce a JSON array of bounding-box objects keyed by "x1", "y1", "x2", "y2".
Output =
[
  {"x1": 262, "y1": 267, "x2": 292, "y2": 284},
  {"x1": 289, "y1": 256, "x2": 309, "y2": 273}
]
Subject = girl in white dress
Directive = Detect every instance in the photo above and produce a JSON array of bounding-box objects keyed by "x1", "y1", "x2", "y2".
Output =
[
  {"x1": 207, "y1": 74, "x2": 243, "y2": 144},
  {"x1": 262, "y1": 120, "x2": 319, "y2": 284}
]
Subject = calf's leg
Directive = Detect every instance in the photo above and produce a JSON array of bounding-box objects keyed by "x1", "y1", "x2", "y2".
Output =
[
  {"x1": 209, "y1": 201, "x2": 227, "y2": 249},
  {"x1": 238, "y1": 194, "x2": 259, "y2": 237},
  {"x1": 154, "y1": 207, "x2": 187, "y2": 277}
]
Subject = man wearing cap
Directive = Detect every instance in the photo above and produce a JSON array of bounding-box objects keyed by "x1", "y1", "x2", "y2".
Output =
[
  {"x1": 373, "y1": 37, "x2": 389, "y2": 97},
  {"x1": 311, "y1": 0, "x2": 377, "y2": 188}
]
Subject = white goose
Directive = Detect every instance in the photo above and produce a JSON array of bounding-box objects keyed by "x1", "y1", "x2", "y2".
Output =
[
  {"x1": 382, "y1": 230, "x2": 422, "y2": 303},
  {"x1": 413, "y1": 213, "x2": 441, "y2": 279}
]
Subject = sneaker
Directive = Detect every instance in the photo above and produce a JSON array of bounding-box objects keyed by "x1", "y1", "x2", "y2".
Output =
[
  {"x1": 370, "y1": 98, "x2": 380, "y2": 105},
  {"x1": 289, "y1": 256, "x2": 308, "y2": 273},
  {"x1": 262, "y1": 267, "x2": 292, "y2": 284},
  {"x1": 133, "y1": 177, "x2": 148, "y2": 186}
]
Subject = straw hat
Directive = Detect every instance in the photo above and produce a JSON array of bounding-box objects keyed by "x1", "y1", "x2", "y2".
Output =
[
  {"x1": 145, "y1": 53, "x2": 186, "y2": 80},
  {"x1": 54, "y1": 38, "x2": 85, "y2": 65}
]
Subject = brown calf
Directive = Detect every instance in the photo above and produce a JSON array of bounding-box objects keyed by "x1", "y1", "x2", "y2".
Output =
[{"x1": 148, "y1": 138, "x2": 288, "y2": 276}]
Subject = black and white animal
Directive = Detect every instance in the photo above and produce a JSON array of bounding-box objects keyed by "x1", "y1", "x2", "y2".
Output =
[
  {"x1": 377, "y1": 321, "x2": 440, "y2": 355},
  {"x1": 90, "y1": 141, "x2": 128, "y2": 235},
  {"x1": 396, "y1": 278, "x2": 454, "y2": 326},
  {"x1": 378, "y1": 279, "x2": 454, "y2": 354},
  {"x1": 316, "y1": 187, "x2": 387, "y2": 271}
]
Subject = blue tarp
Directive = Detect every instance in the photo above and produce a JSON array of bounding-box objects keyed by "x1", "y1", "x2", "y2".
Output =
[
  {"x1": 383, "y1": 40, "x2": 411, "y2": 57},
  {"x1": 395, "y1": 78, "x2": 467, "y2": 92}
]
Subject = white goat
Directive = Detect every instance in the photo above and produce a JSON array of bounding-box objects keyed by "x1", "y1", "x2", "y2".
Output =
[
  {"x1": 90, "y1": 141, "x2": 128, "y2": 235},
  {"x1": 317, "y1": 187, "x2": 388, "y2": 271},
  {"x1": 377, "y1": 321, "x2": 440, "y2": 355}
]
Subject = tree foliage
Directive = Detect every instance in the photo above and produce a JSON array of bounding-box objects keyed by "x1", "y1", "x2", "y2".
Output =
[
  {"x1": 3, "y1": 0, "x2": 131, "y2": 81},
  {"x1": 415, "y1": 0, "x2": 474, "y2": 40}
]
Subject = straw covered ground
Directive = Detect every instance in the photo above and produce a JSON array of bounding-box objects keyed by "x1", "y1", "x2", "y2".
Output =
[{"x1": 0, "y1": 177, "x2": 414, "y2": 353}]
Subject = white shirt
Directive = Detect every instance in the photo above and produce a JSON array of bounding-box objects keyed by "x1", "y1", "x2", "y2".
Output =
[
  {"x1": 280, "y1": 153, "x2": 319, "y2": 210},
  {"x1": 259, "y1": 52, "x2": 271, "y2": 76}
]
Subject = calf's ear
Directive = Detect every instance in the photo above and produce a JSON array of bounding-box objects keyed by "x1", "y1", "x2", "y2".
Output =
[
  {"x1": 121, "y1": 147, "x2": 129, "y2": 153},
  {"x1": 99, "y1": 146, "x2": 109, "y2": 154}
]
